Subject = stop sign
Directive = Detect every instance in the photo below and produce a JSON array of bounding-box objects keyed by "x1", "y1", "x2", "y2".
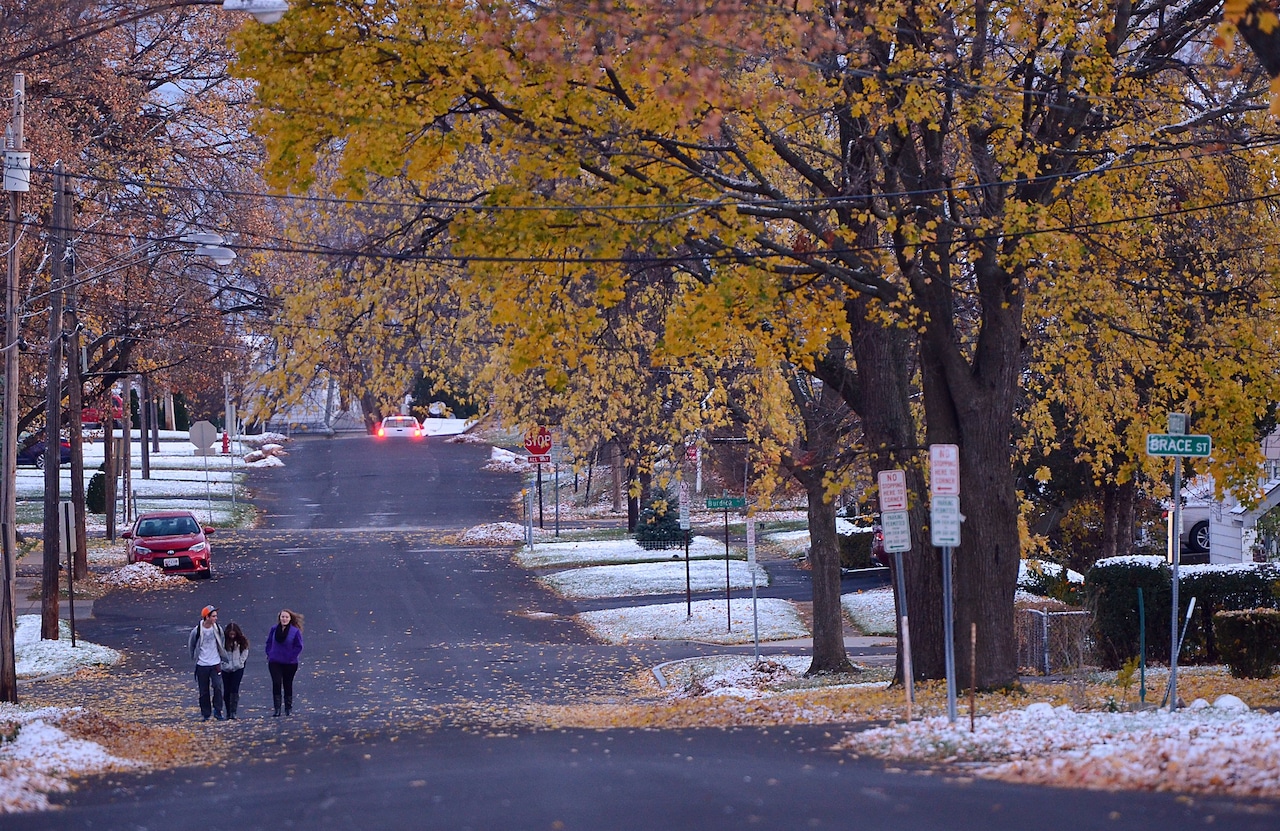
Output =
[
  {"x1": 189, "y1": 420, "x2": 218, "y2": 450},
  {"x1": 524, "y1": 426, "x2": 552, "y2": 456}
]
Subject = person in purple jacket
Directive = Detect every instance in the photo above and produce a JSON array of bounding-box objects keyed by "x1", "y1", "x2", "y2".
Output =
[{"x1": 265, "y1": 608, "x2": 304, "y2": 716}]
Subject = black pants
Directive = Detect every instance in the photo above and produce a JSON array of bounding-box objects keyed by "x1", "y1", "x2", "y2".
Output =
[
  {"x1": 268, "y1": 661, "x2": 299, "y2": 712},
  {"x1": 221, "y1": 667, "x2": 245, "y2": 717},
  {"x1": 195, "y1": 664, "x2": 224, "y2": 719}
]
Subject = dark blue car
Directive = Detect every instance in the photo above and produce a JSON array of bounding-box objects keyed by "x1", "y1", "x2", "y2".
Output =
[{"x1": 17, "y1": 438, "x2": 72, "y2": 469}]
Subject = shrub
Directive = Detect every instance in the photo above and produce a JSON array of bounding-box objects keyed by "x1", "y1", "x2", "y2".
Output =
[
  {"x1": 837, "y1": 531, "x2": 875, "y2": 569},
  {"x1": 1086, "y1": 558, "x2": 1280, "y2": 670},
  {"x1": 1085, "y1": 557, "x2": 1171, "y2": 670},
  {"x1": 1214, "y1": 609, "x2": 1280, "y2": 679},
  {"x1": 634, "y1": 490, "x2": 684, "y2": 549},
  {"x1": 86, "y1": 464, "x2": 108, "y2": 514},
  {"x1": 1180, "y1": 566, "x2": 1280, "y2": 663},
  {"x1": 1020, "y1": 560, "x2": 1084, "y2": 606}
]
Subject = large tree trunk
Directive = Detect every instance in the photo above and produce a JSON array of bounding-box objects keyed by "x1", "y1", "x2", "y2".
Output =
[
  {"x1": 842, "y1": 301, "x2": 941, "y2": 684},
  {"x1": 917, "y1": 271, "x2": 1024, "y2": 690}
]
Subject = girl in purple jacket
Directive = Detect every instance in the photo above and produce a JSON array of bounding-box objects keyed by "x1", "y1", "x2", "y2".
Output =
[{"x1": 265, "y1": 609, "x2": 304, "y2": 716}]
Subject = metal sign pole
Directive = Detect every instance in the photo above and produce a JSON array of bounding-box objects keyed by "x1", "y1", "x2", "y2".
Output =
[
  {"x1": 892, "y1": 548, "x2": 914, "y2": 709},
  {"x1": 60, "y1": 501, "x2": 76, "y2": 647},
  {"x1": 942, "y1": 544, "x2": 957, "y2": 722},
  {"x1": 1170, "y1": 453, "x2": 1181, "y2": 712},
  {"x1": 748, "y1": 518, "x2": 759, "y2": 663},
  {"x1": 724, "y1": 501, "x2": 731, "y2": 632},
  {"x1": 678, "y1": 484, "x2": 691, "y2": 618}
]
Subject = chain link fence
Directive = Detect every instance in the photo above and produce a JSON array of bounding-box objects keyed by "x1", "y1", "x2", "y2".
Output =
[{"x1": 1016, "y1": 608, "x2": 1095, "y2": 675}]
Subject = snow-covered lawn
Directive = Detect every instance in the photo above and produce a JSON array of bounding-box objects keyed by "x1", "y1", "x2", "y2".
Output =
[
  {"x1": 0, "y1": 705, "x2": 142, "y2": 812},
  {"x1": 843, "y1": 587, "x2": 897, "y2": 636},
  {"x1": 14, "y1": 616, "x2": 120, "y2": 679},
  {"x1": 579, "y1": 598, "x2": 807, "y2": 644},
  {"x1": 838, "y1": 698, "x2": 1280, "y2": 799},
  {"x1": 516, "y1": 535, "x2": 728, "y2": 568},
  {"x1": 541, "y1": 559, "x2": 767, "y2": 598}
]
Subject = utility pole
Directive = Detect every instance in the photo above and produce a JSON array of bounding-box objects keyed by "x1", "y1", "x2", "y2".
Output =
[
  {"x1": 64, "y1": 178, "x2": 87, "y2": 581},
  {"x1": 42, "y1": 163, "x2": 66, "y2": 639},
  {"x1": 1, "y1": 73, "x2": 28, "y2": 702}
]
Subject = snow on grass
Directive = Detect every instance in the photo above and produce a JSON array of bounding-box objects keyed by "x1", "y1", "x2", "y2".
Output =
[
  {"x1": 542, "y1": 559, "x2": 767, "y2": 598},
  {"x1": 0, "y1": 706, "x2": 142, "y2": 812},
  {"x1": 837, "y1": 700, "x2": 1280, "y2": 798},
  {"x1": 14, "y1": 616, "x2": 120, "y2": 679},
  {"x1": 516, "y1": 535, "x2": 727, "y2": 568},
  {"x1": 656, "y1": 654, "x2": 814, "y2": 693},
  {"x1": 579, "y1": 598, "x2": 807, "y2": 644},
  {"x1": 843, "y1": 587, "x2": 897, "y2": 636}
]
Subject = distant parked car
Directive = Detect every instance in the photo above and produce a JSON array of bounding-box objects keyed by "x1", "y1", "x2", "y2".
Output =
[
  {"x1": 81, "y1": 394, "x2": 124, "y2": 426},
  {"x1": 376, "y1": 415, "x2": 424, "y2": 439},
  {"x1": 16, "y1": 436, "x2": 71, "y2": 469},
  {"x1": 122, "y1": 509, "x2": 215, "y2": 579}
]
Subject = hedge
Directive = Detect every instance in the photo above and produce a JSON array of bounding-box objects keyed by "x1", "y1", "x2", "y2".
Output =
[
  {"x1": 1084, "y1": 557, "x2": 1280, "y2": 670},
  {"x1": 837, "y1": 531, "x2": 875, "y2": 569},
  {"x1": 1084, "y1": 556, "x2": 1172, "y2": 670},
  {"x1": 1213, "y1": 609, "x2": 1280, "y2": 679}
]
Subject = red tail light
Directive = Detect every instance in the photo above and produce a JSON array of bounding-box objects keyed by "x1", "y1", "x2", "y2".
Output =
[{"x1": 377, "y1": 427, "x2": 385, "y2": 437}]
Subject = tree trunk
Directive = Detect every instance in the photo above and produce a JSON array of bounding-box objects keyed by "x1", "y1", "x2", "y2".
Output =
[
  {"x1": 1097, "y1": 479, "x2": 1137, "y2": 567},
  {"x1": 919, "y1": 308, "x2": 1023, "y2": 690},
  {"x1": 818, "y1": 299, "x2": 941, "y2": 684},
  {"x1": 804, "y1": 485, "x2": 854, "y2": 675}
]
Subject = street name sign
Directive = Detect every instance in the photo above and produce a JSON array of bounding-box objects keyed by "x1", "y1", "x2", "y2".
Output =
[
  {"x1": 931, "y1": 495, "x2": 962, "y2": 547},
  {"x1": 706, "y1": 496, "x2": 746, "y2": 509},
  {"x1": 1146, "y1": 434, "x2": 1211, "y2": 458}
]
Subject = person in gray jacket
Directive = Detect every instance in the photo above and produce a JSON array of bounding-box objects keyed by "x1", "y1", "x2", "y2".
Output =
[
  {"x1": 220, "y1": 622, "x2": 250, "y2": 719},
  {"x1": 188, "y1": 605, "x2": 228, "y2": 721}
]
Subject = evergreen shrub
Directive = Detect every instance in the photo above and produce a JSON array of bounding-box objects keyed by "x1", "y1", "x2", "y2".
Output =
[
  {"x1": 1213, "y1": 608, "x2": 1280, "y2": 679},
  {"x1": 634, "y1": 490, "x2": 684, "y2": 549}
]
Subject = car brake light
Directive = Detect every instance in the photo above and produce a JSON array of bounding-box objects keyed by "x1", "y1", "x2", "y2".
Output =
[{"x1": 377, "y1": 427, "x2": 385, "y2": 436}]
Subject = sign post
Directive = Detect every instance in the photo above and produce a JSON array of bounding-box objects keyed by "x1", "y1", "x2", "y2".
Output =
[
  {"x1": 747, "y1": 517, "x2": 759, "y2": 663},
  {"x1": 524, "y1": 427, "x2": 552, "y2": 529},
  {"x1": 877, "y1": 469, "x2": 913, "y2": 714},
  {"x1": 189, "y1": 420, "x2": 217, "y2": 523},
  {"x1": 679, "y1": 483, "x2": 692, "y2": 618},
  {"x1": 706, "y1": 494, "x2": 745, "y2": 631},
  {"x1": 1147, "y1": 414, "x2": 1211, "y2": 712},
  {"x1": 59, "y1": 501, "x2": 76, "y2": 647},
  {"x1": 929, "y1": 444, "x2": 961, "y2": 723}
]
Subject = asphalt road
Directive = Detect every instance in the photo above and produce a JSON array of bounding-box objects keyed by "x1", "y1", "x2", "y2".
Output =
[{"x1": 10, "y1": 434, "x2": 1277, "y2": 829}]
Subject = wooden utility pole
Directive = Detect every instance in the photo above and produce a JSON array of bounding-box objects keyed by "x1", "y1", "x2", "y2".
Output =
[
  {"x1": 41, "y1": 163, "x2": 66, "y2": 639},
  {"x1": 1, "y1": 72, "x2": 28, "y2": 702},
  {"x1": 65, "y1": 179, "x2": 87, "y2": 580}
]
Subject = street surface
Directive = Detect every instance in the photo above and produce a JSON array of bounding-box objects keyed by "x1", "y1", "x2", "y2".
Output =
[{"x1": 9, "y1": 435, "x2": 1276, "y2": 829}]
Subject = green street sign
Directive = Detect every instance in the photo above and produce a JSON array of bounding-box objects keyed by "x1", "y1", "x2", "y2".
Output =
[
  {"x1": 1146, "y1": 434, "x2": 1212, "y2": 457},
  {"x1": 706, "y1": 496, "x2": 746, "y2": 509}
]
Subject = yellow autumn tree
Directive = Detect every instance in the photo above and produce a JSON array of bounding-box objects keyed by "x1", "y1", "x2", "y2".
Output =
[{"x1": 235, "y1": 1, "x2": 1280, "y2": 685}]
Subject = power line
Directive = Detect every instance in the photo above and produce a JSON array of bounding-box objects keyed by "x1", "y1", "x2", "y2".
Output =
[{"x1": 43, "y1": 132, "x2": 1280, "y2": 219}]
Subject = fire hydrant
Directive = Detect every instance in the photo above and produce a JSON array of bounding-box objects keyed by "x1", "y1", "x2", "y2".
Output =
[{"x1": 222, "y1": 431, "x2": 230, "y2": 455}]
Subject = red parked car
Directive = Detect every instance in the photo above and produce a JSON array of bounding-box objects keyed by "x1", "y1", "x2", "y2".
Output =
[
  {"x1": 123, "y1": 510, "x2": 215, "y2": 579},
  {"x1": 81, "y1": 394, "x2": 124, "y2": 426}
]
